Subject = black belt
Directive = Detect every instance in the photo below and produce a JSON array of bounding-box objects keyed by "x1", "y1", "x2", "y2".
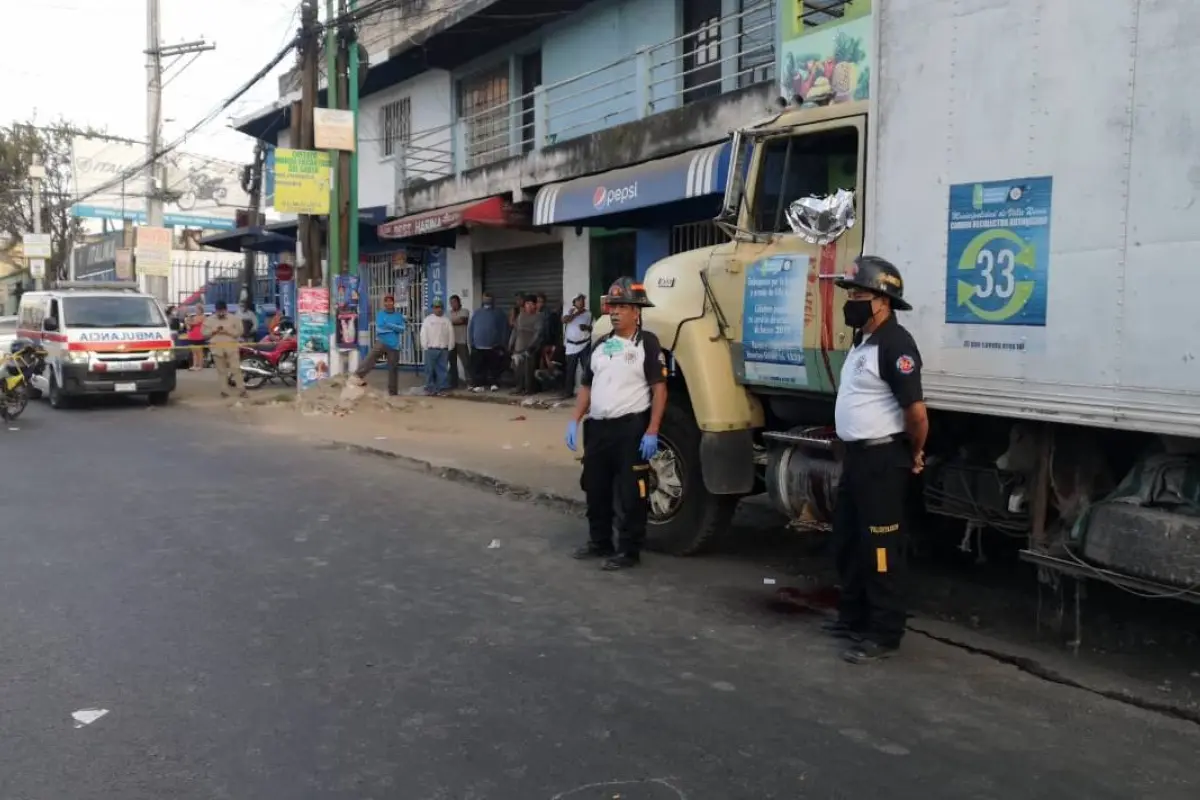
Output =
[
  {"x1": 841, "y1": 434, "x2": 903, "y2": 450},
  {"x1": 567, "y1": 339, "x2": 590, "y2": 346}
]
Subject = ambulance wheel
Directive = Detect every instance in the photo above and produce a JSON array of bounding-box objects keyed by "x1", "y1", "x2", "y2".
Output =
[
  {"x1": 48, "y1": 374, "x2": 72, "y2": 410},
  {"x1": 644, "y1": 400, "x2": 738, "y2": 556}
]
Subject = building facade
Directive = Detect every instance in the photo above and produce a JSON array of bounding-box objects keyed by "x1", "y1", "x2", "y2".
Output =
[{"x1": 234, "y1": 0, "x2": 863, "y2": 358}]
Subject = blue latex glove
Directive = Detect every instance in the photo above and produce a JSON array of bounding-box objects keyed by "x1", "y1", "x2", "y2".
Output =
[
  {"x1": 639, "y1": 432, "x2": 659, "y2": 461},
  {"x1": 565, "y1": 420, "x2": 579, "y2": 452}
]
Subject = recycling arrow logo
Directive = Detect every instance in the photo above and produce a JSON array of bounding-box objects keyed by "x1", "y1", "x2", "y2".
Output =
[{"x1": 955, "y1": 228, "x2": 1037, "y2": 323}]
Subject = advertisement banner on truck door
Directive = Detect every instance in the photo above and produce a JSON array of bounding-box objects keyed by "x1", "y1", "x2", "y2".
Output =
[
  {"x1": 741, "y1": 254, "x2": 810, "y2": 388},
  {"x1": 944, "y1": 176, "x2": 1053, "y2": 349},
  {"x1": 777, "y1": 0, "x2": 872, "y2": 105}
]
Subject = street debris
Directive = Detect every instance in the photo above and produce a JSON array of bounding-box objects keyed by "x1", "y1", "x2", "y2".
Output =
[
  {"x1": 763, "y1": 578, "x2": 777, "y2": 585},
  {"x1": 292, "y1": 377, "x2": 414, "y2": 417},
  {"x1": 488, "y1": 539, "x2": 501, "y2": 549},
  {"x1": 510, "y1": 415, "x2": 527, "y2": 421},
  {"x1": 72, "y1": 708, "x2": 109, "y2": 728}
]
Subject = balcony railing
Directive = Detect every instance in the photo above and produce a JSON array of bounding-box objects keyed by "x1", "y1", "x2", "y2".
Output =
[{"x1": 392, "y1": 0, "x2": 776, "y2": 191}]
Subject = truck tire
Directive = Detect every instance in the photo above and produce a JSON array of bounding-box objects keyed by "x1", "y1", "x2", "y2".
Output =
[
  {"x1": 644, "y1": 400, "x2": 739, "y2": 556},
  {"x1": 48, "y1": 374, "x2": 72, "y2": 410}
]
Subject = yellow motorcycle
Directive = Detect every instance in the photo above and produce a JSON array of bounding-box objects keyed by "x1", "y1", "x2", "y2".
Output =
[{"x1": 2, "y1": 339, "x2": 47, "y2": 423}]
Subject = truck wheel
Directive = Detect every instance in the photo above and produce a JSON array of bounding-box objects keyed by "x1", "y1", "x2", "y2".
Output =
[
  {"x1": 148, "y1": 391, "x2": 171, "y2": 406},
  {"x1": 644, "y1": 400, "x2": 739, "y2": 556}
]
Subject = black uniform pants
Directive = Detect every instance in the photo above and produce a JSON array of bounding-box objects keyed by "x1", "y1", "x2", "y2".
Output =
[
  {"x1": 833, "y1": 438, "x2": 911, "y2": 648},
  {"x1": 562, "y1": 345, "x2": 588, "y2": 395},
  {"x1": 582, "y1": 412, "x2": 651, "y2": 555}
]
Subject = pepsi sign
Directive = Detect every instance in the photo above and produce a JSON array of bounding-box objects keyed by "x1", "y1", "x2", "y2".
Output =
[{"x1": 592, "y1": 182, "x2": 639, "y2": 211}]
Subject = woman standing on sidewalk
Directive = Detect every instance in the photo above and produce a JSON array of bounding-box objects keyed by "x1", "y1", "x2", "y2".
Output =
[{"x1": 185, "y1": 302, "x2": 207, "y2": 371}]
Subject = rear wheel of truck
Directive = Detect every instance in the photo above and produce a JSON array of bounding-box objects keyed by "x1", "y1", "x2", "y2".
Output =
[
  {"x1": 148, "y1": 391, "x2": 171, "y2": 407},
  {"x1": 644, "y1": 400, "x2": 739, "y2": 556}
]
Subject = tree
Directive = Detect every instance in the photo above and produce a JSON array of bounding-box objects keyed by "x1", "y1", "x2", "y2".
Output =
[{"x1": 0, "y1": 119, "x2": 93, "y2": 283}]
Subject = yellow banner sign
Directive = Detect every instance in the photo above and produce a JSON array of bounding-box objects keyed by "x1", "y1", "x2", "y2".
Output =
[{"x1": 274, "y1": 148, "x2": 331, "y2": 215}]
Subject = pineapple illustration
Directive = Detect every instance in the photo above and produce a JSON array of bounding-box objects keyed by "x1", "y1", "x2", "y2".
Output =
[{"x1": 832, "y1": 61, "x2": 858, "y2": 103}]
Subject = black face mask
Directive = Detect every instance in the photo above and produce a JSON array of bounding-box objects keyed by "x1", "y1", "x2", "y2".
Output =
[{"x1": 842, "y1": 299, "x2": 874, "y2": 329}]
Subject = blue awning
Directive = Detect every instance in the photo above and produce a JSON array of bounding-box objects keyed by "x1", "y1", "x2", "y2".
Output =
[{"x1": 532, "y1": 142, "x2": 730, "y2": 227}]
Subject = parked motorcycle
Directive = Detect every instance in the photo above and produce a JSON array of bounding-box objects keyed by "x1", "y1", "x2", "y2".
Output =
[
  {"x1": 2, "y1": 338, "x2": 47, "y2": 422},
  {"x1": 237, "y1": 320, "x2": 298, "y2": 390}
]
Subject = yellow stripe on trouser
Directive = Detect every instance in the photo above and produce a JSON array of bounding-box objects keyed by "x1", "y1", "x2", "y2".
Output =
[
  {"x1": 637, "y1": 479, "x2": 647, "y2": 499},
  {"x1": 876, "y1": 547, "x2": 888, "y2": 573}
]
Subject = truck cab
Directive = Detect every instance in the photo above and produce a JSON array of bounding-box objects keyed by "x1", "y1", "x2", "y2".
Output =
[
  {"x1": 18, "y1": 281, "x2": 177, "y2": 408},
  {"x1": 614, "y1": 100, "x2": 867, "y2": 555}
]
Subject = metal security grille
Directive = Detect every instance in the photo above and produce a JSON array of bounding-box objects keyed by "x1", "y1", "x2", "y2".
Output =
[
  {"x1": 381, "y1": 97, "x2": 412, "y2": 158},
  {"x1": 670, "y1": 221, "x2": 728, "y2": 255},
  {"x1": 458, "y1": 65, "x2": 511, "y2": 169},
  {"x1": 480, "y1": 244, "x2": 564, "y2": 313},
  {"x1": 362, "y1": 252, "x2": 425, "y2": 367}
]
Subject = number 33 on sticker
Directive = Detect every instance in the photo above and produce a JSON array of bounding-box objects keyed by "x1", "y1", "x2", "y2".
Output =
[{"x1": 944, "y1": 177, "x2": 1052, "y2": 329}]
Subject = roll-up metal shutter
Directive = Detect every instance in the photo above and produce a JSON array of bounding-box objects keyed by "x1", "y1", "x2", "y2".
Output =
[{"x1": 480, "y1": 243, "x2": 564, "y2": 309}]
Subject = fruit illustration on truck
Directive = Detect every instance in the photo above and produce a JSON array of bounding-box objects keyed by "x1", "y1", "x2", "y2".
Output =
[{"x1": 604, "y1": 0, "x2": 1200, "y2": 603}]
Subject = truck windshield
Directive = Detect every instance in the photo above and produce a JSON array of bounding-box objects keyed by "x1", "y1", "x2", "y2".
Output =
[
  {"x1": 61, "y1": 296, "x2": 166, "y2": 328},
  {"x1": 753, "y1": 127, "x2": 859, "y2": 233}
]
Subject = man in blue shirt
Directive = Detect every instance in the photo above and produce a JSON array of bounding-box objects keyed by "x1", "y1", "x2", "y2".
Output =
[
  {"x1": 467, "y1": 291, "x2": 509, "y2": 390},
  {"x1": 353, "y1": 294, "x2": 407, "y2": 395}
]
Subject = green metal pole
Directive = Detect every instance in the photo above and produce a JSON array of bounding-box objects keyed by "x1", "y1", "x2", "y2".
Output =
[
  {"x1": 325, "y1": 0, "x2": 340, "y2": 283},
  {"x1": 348, "y1": 0, "x2": 360, "y2": 283}
]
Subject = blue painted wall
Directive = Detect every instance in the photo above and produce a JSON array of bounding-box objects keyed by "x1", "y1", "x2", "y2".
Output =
[
  {"x1": 635, "y1": 229, "x2": 670, "y2": 281},
  {"x1": 541, "y1": 0, "x2": 679, "y2": 143}
]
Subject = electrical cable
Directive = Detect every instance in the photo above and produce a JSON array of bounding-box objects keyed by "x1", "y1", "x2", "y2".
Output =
[{"x1": 71, "y1": 36, "x2": 299, "y2": 208}]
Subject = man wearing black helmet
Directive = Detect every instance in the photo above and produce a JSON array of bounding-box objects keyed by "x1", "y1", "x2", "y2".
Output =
[
  {"x1": 825, "y1": 255, "x2": 928, "y2": 664},
  {"x1": 564, "y1": 277, "x2": 668, "y2": 571}
]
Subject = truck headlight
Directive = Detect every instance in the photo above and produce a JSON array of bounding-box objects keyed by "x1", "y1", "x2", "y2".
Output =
[
  {"x1": 66, "y1": 351, "x2": 90, "y2": 364},
  {"x1": 153, "y1": 349, "x2": 174, "y2": 362}
]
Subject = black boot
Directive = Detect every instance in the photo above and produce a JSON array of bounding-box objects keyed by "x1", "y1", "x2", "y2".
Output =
[
  {"x1": 842, "y1": 640, "x2": 899, "y2": 664},
  {"x1": 572, "y1": 543, "x2": 614, "y2": 560},
  {"x1": 601, "y1": 552, "x2": 640, "y2": 571},
  {"x1": 821, "y1": 619, "x2": 865, "y2": 641}
]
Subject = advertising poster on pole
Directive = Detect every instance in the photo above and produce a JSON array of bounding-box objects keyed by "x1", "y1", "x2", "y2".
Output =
[
  {"x1": 297, "y1": 286, "x2": 332, "y2": 391},
  {"x1": 334, "y1": 274, "x2": 361, "y2": 350}
]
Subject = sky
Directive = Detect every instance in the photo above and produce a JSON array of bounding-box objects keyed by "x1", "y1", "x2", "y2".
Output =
[{"x1": 1, "y1": 0, "x2": 301, "y2": 165}]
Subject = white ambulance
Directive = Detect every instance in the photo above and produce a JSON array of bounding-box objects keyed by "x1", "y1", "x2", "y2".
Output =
[{"x1": 16, "y1": 282, "x2": 177, "y2": 408}]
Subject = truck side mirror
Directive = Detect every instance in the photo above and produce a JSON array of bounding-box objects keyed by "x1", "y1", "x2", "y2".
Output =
[{"x1": 43, "y1": 317, "x2": 59, "y2": 332}]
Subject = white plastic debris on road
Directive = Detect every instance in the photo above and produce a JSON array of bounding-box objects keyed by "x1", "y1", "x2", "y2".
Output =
[
  {"x1": 72, "y1": 708, "x2": 109, "y2": 728},
  {"x1": 763, "y1": 578, "x2": 777, "y2": 585},
  {"x1": 488, "y1": 539, "x2": 501, "y2": 549}
]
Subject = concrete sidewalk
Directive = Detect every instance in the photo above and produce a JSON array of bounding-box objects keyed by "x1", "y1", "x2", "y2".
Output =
[{"x1": 173, "y1": 368, "x2": 584, "y2": 503}]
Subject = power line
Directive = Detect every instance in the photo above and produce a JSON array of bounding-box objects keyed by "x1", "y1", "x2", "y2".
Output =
[{"x1": 72, "y1": 36, "x2": 299, "y2": 209}]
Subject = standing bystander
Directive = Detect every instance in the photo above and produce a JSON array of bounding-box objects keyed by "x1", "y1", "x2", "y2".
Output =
[
  {"x1": 560, "y1": 293, "x2": 592, "y2": 399},
  {"x1": 448, "y1": 295, "x2": 471, "y2": 390},
  {"x1": 508, "y1": 295, "x2": 544, "y2": 396},
  {"x1": 420, "y1": 298, "x2": 454, "y2": 395},
  {"x1": 467, "y1": 292, "x2": 508, "y2": 390}
]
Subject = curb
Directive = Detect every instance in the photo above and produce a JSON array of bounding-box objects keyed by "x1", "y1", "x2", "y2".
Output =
[{"x1": 317, "y1": 439, "x2": 587, "y2": 517}]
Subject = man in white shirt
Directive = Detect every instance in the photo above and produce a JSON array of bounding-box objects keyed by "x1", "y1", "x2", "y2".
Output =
[
  {"x1": 559, "y1": 293, "x2": 592, "y2": 399},
  {"x1": 825, "y1": 255, "x2": 928, "y2": 665},
  {"x1": 419, "y1": 298, "x2": 454, "y2": 395}
]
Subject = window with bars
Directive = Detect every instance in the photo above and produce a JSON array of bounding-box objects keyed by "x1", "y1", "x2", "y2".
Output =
[
  {"x1": 458, "y1": 65, "x2": 511, "y2": 169},
  {"x1": 738, "y1": 0, "x2": 776, "y2": 87},
  {"x1": 381, "y1": 97, "x2": 412, "y2": 158}
]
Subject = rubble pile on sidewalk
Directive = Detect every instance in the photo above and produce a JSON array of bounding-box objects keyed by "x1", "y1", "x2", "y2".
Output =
[{"x1": 292, "y1": 377, "x2": 420, "y2": 417}]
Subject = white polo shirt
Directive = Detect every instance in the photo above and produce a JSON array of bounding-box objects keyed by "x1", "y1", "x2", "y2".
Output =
[
  {"x1": 834, "y1": 316, "x2": 924, "y2": 442},
  {"x1": 582, "y1": 329, "x2": 667, "y2": 419},
  {"x1": 563, "y1": 309, "x2": 593, "y2": 356}
]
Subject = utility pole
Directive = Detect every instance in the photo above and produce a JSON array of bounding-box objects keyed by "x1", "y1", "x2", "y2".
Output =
[
  {"x1": 30, "y1": 154, "x2": 44, "y2": 291},
  {"x1": 297, "y1": 0, "x2": 323, "y2": 287},
  {"x1": 146, "y1": 0, "x2": 214, "y2": 299},
  {"x1": 240, "y1": 141, "x2": 266, "y2": 303},
  {"x1": 327, "y1": 0, "x2": 343, "y2": 283}
]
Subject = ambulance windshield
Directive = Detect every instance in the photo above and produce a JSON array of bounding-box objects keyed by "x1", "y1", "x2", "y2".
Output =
[{"x1": 61, "y1": 296, "x2": 166, "y2": 328}]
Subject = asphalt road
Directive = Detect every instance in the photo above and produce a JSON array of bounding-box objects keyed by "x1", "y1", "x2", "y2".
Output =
[{"x1": 2, "y1": 399, "x2": 1198, "y2": 800}]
